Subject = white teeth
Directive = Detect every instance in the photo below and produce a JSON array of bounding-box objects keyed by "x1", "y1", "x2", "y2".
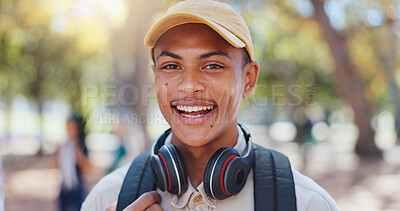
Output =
[
  {"x1": 176, "y1": 105, "x2": 214, "y2": 113},
  {"x1": 181, "y1": 113, "x2": 206, "y2": 118}
]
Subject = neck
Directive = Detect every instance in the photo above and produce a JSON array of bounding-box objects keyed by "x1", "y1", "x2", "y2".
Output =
[{"x1": 171, "y1": 123, "x2": 238, "y2": 188}]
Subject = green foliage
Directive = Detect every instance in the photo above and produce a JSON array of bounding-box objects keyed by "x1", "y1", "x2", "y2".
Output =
[
  {"x1": 0, "y1": 0, "x2": 114, "y2": 115},
  {"x1": 239, "y1": 1, "x2": 337, "y2": 114}
]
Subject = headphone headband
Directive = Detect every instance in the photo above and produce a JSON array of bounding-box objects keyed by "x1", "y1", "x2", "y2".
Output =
[
  {"x1": 239, "y1": 124, "x2": 253, "y2": 159},
  {"x1": 151, "y1": 128, "x2": 171, "y2": 156},
  {"x1": 151, "y1": 124, "x2": 252, "y2": 156}
]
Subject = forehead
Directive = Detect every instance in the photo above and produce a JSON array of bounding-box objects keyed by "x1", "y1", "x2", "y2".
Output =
[{"x1": 153, "y1": 23, "x2": 239, "y2": 56}]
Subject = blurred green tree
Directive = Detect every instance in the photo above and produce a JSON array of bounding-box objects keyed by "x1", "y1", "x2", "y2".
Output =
[
  {"x1": 234, "y1": 0, "x2": 400, "y2": 158},
  {"x1": 109, "y1": 0, "x2": 159, "y2": 149},
  {"x1": 0, "y1": 0, "x2": 111, "y2": 147},
  {"x1": 309, "y1": 0, "x2": 382, "y2": 158}
]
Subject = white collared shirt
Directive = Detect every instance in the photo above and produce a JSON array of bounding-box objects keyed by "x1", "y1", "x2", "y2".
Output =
[{"x1": 82, "y1": 126, "x2": 340, "y2": 211}]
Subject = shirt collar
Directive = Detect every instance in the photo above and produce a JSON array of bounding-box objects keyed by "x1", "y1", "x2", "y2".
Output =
[{"x1": 164, "y1": 125, "x2": 247, "y2": 208}]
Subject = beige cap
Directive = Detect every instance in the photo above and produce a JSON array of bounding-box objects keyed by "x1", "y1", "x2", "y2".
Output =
[{"x1": 144, "y1": 0, "x2": 254, "y2": 60}]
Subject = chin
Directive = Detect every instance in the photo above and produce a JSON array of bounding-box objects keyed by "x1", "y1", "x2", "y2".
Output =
[{"x1": 174, "y1": 125, "x2": 213, "y2": 145}]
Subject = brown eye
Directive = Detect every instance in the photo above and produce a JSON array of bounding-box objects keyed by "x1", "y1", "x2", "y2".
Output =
[
  {"x1": 204, "y1": 64, "x2": 223, "y2": 70},
  {"x1": 162, "y1": 64, "x2": 179, "y2": 69}
]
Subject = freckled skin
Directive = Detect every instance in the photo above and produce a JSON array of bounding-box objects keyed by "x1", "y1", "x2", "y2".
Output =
[{"x1": 152, "y1": 23, "x2": 259, "y2": 186}]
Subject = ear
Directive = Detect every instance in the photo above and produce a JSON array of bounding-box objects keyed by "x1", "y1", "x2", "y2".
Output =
[{"x1": 242, "y1": 61, "x2": 260, "y2": 99}]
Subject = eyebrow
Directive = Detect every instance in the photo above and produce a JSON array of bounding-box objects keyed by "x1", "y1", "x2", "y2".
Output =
[
  {"x1": 156, "y1": 51, "x2": 182, "y2": 62},
  {"x1": 199, "y1": 51, "x2": 231, "y2": 60}
]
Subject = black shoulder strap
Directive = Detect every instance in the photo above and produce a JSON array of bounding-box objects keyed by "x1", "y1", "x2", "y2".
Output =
[
  {"x1": 116, "y1": 151, "x2": 155, "y2": 211},
  {"x1": 253, "y1": 144, "x2": 297, "y2": 211}
]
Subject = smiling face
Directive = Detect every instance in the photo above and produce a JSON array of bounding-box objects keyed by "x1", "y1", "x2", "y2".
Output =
[{"x1": 152, "y1": 23, "x2": 258, "y2": 148}]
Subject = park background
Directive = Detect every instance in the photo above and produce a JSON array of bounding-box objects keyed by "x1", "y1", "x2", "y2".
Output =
[{"x1": 1, "y1": 0, "x2": 400, "y2": 210}]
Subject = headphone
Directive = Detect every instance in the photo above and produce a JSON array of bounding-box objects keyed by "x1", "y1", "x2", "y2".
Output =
[{"x1": 150, "y1": 124, "x2": 254, "y2": 200}]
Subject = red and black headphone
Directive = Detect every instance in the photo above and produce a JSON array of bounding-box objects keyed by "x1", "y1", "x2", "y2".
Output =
[{"x1": 150, "y1": 124, "x2": 254, "y2": 200}]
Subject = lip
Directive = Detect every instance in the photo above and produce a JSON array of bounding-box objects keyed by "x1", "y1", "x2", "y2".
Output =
[
  {"x1": 171, "y1": 100, "x2": 216, "y2": 107},
  {"x1": 170, "y1": 99, "x2": 217, "y2": 125}
]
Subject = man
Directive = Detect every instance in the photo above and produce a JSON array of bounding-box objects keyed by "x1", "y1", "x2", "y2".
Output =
[{"x1": 82, "y1": 0, "x2": 340, "y2": 210}]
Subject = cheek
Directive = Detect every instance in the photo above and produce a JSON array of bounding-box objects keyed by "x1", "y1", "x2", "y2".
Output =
[
  {"x1": 227, "y1": 85, "x2": 243, "y2": 110},
  {"x1": 212, "y1": 80, "x2": 243, "y2": 110},
  {"x1": 225, "y1": 77, "x2": 244, "y2": 109},
  {"x1": 155, "y1": 79, "x2": 170, "y2": 106},
  {"x1": 155, "y1": 76, "x2": 179, "y2": 115}
]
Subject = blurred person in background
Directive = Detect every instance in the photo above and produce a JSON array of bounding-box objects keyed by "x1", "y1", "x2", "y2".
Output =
[
  {"x1": 107, "y1": 124, "x2": 128, "y2": 174},
  {"x1": 53, "y1": 114, "x2": 91, "y2": 211}
]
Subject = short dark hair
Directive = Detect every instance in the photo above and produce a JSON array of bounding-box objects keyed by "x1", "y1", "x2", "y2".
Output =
[{"x1": 242, "y1": 49, "x2": 251, "y2": 68}]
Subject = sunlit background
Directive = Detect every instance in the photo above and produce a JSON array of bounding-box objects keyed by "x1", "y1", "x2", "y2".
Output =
[{"x1": 1, "y1": 0, "x2": 400, "y2": 210}]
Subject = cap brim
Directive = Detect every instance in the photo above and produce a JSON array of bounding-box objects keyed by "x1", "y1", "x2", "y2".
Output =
[{"x1": 145, "y1": 13, "x2": 246, "y2": 49}]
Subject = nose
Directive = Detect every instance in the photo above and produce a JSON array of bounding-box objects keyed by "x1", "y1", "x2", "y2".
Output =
[{"x1": 178, "y1": 68, "x2": 205, "y2": 95}]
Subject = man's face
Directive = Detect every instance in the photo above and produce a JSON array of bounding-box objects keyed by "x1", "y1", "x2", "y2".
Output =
[
  {"x1": 66, "y1": 120, "x2": 79, "y2": 139},
  {"x1": 152, "y1": 23, "x2": 254, "y2": 147}
]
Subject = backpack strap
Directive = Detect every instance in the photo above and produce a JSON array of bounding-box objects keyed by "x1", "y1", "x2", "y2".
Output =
[
  {"x1": 253, "y1": 144, "x2": 297, "y2": 211},
  {"x1": 116, "y1": 151, "x2": 155, "y2": 211}
]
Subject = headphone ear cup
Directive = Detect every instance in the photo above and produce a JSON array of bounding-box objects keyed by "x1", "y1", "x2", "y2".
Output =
[
  {"x1": 151, "y1": 155, "x2": 168, "y2": 191},
  {"x1": 165, "y1": 145, "x2": 188, "y2": 194},
  {"x1": 158, "y1": 145, "x2": 187, "y2": 195},
  {"x1": 203, "y1": 147, "x2": 239, "y2": 200},
  {"x1": 223, "y1": 158, "x2": 249, "y2": 196},
  {"x1": 204, "y1": 148, "x2": 226, "y2": 199}
]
